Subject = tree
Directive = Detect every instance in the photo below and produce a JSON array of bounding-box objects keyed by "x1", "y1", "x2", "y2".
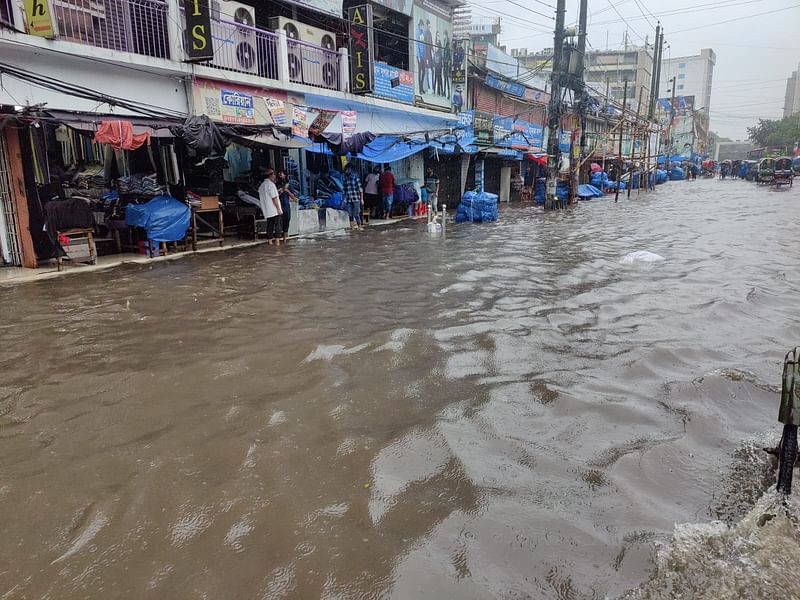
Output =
[{"x1": 747, "y1": 113, "x2": 800, "y2": 149}]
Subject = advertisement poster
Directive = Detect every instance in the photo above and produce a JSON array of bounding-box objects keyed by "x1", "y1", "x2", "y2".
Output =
[
  {"x1": 493, "y1": 116, "x2": 513, "y2": 146},
  {"x1": 341, "y1": 111, "x2": 357, "y2": 139},
  {"x1": 411, "y1": 0, "x2": 454, "y2": 111},
  {"x1": 23, "y1": 0, "x2": 55, "y2": 38},
  {"x1": 292, "y1": 106, "x2": 309, "y2": 138},
  {"x1": 473, "y1": 111, "x2": 493, "y2": 146},
  {"x1": 559, "y1": 130, "x2": 572, "y2": 153},
  {"x1": 265, "y1": 98, "x2": 287, "y2": 126},
  {"x1": 373, "y1": 62, "x2": 414, "y2": 104}
]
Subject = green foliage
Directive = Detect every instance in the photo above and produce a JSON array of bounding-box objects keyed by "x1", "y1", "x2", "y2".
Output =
[{"x1": 747, "y1": 113, "x2": 800, "y2": 149}]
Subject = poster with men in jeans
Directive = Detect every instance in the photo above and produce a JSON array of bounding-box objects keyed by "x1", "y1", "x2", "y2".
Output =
[{"x1": 412, "y1": 0, "x2": 453, "y2": 110}]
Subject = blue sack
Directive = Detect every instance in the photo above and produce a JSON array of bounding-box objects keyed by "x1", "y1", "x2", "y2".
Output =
[{"x1": 324, "y1": 192, "x2": 343, "y2": 210}]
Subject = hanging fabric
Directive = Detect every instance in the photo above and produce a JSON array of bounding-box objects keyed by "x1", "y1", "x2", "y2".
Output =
[{"x1": 94, "y1": 120, "x2": 151, "y2": 150}]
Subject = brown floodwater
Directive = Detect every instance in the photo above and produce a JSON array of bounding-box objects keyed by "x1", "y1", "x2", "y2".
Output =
[{"x1": 1, "y1": 178, "x2": 799, "y2": 599}]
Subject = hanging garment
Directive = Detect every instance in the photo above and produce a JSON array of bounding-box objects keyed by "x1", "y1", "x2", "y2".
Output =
[
  {"x1": 94, "y1": 120, "x2": 151, "y2": 150},
  {"x1": 44, "y1": 198, "x2": 95, "y2": 232}
]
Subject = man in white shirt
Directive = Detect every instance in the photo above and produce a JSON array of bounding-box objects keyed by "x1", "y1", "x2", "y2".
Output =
[{"x1": 258, "y1": 168, "x2": 284, "y2": 246}]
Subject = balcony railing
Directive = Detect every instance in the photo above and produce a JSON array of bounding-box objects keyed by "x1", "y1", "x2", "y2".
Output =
[
  {"x1": 207, "y1": 17, "x2": 279, "y2": 80},
  {"x1": 287, "y1": 39, "x2": 341, "y2": 91},
  {"x1": 0, "y1": 0, "x2": 13, "y2": 28},
  {"x1": 52, "y1": 0, "x2": 170, "y2": 59}
]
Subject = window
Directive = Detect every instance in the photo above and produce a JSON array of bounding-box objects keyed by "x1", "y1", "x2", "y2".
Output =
[
  {"x1": 677, "y1": 73, "x2": 685, "y2": 79},
  {"x1": 678, "y1": 62, "x2": 686, "y2": 69},
  {"x1": 678, "y1": 84, "x2": 684, "y2": 90}
]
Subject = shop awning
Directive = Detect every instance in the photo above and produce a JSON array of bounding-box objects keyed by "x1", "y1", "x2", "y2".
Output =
[
  {"x1": 45, "y1": 110, "x2": 178, "y2": 137},
  {"x1": 232, "y1": 130, "x2": 311, "y2": 149},
  {"x1": 302, "y1": 93, "x2": 458, "y2": 136},
  {"x1": 306, "y1": 135, "x2": 430, "y2": 163}
]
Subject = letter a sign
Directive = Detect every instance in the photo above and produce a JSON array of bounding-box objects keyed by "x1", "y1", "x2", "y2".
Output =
[
  {"x1": 183, "y1": 0, "x2": 215, "y2": 62},
  {"x1": 348, "y1": 5, "x2": 374, "y2": 94},
  {"x1": 23, "y1": 0, "x2": 55, "y2": 38}
]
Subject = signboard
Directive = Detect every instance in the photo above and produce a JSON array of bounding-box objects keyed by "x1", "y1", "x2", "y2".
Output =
[
  {"x1": 493, "y1": 116, "x2": 513, "y2": 146},
  {"x1": 292, "y1": 106, "x2": 310, "y2": 138},
  {"x1": 373, "y1": 62, "x2": 414, "y2": 104},
  {"x1": 183, "y1": 0, "x2": 214, "y2": 61},
  {"x1": 192, "y1": 79, "x2": 287, "y2": 126},
  {"x1": 511, "y1": 121, "x2": 544, "y2": 150},
  {"x1": 219, "y1": 89, "x2": 255, "y2": 124},
  {"x1": 485, "y1": 74, "x2": 525, "y2": 98},
  {"x1": 348, "y1": 5, "x2": 375, "y2": 94},
  {"x1": 523, "y1": 88, "x2": 549, "y2": 104},
  {"x1": 412, "y1": 0, "x2": 454, "y2": 111},
  {"x1": 559, "y1": 130, "x2": 572, "y2": 153},
  {"x1": 473, "y1": 111, "x2": 493, "y2": 146},
  {"x1": 23, "y1": 0, "x2": 54, "y2": 38},
  {"x1": 308, "y1": 110, "x2": 337, "y2": 137},
  {"x1": 265, "y1": 98, "x2": 287, "y2": 126},
  {"x1": 341, "y1": 111, "x2": 357, "y2": 139}
]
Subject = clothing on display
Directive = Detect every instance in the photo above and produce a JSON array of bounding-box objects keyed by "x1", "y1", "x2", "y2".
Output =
[
  {"x1": 117, "y1": 173, "x2": 165, "y2": 196},
  {"x1": 44, "y1": 197, "x2": 95, "y2": 233}
]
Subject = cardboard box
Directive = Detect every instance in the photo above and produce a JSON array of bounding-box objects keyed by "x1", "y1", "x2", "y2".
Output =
[{"x1": 200, "y1": 195, "x2": 219, "y2": 210}]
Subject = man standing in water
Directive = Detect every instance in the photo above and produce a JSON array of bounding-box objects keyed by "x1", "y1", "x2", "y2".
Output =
[
  {"x1": 425, "y1": 166, "x2": 440, "y2": 212},
  {"x1": 343, "y1": 164, "x2": 364, "y2": 230},
  {"x1": 258, "y1": 168, "x2": 283, "y2": 246}
]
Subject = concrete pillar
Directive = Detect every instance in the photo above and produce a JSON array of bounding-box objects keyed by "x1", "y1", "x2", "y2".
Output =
[
  {"x1": 500, "y1": 165, "x2": 511, "y2": 203},
  {"x1": 276, "y1": 30, "x2": 289, "y2": 85},
  {"x1": 165, "y1": 0, "x2": 185, "y2": 62},
  {"x1": 338, "y1": 47, "x2": 349, "y2": 93}
]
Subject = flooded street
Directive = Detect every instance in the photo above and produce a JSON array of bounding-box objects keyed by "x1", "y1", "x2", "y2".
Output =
[{"x1": 2, "y1": 178, "x2": 800, "y2": 599}]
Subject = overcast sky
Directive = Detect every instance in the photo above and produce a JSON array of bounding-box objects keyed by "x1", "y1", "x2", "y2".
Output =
[{"x1": 471, "y1": 0, "x2": 800, "y2": 140}]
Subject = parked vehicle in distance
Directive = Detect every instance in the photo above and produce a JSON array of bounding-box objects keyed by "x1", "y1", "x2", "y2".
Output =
[
  {"x1": 774, "y1": 157, "x2": 794, "y2": 187},
  {"x1": 744, "y1": 160, "x2": 759, "y2": 181},
  {"x1": 757, "y1": 158, "x2": 775, "y2": 184},
  {"x1": 792, "y1": 156, "x2": 800, "y2": 176}
]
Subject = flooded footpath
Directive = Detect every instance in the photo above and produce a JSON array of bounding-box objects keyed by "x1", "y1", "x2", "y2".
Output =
[{"x1": 1, "y1": 178, "x2": 799, "y2": 599}]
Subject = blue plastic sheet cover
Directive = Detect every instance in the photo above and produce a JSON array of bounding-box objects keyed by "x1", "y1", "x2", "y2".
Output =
[
  {"x1": 577, "y1": 184, "x2": 603, "y2": 198},
  {"x1": 305, "y1": 135, "x2": 429, "y2": 163},
  {"x1": 124, "y1": 195, "x2": 191, "y2": 242}
]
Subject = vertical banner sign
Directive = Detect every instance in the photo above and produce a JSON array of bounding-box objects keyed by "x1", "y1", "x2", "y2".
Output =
[
  {"x1": 183, "y1": 0, "x2": 214, "y2": 62},
  {"x1": 264, "y1": 98, "x2": 287, "y2": 126},
  {"x1": 348, "y1": 5, "x2": 374, "y2": 94},
  {"x1": 341, "y1": 111, "x2": 357, "y2": 139},
  {"x1": 308, "y1": 110, "x2": 338, "y2": 138},
  {"x1": 292, "y1": 106, "x2": 310, "y2": 138},
  {"x1": 23, "y1": 0, "x2": 55, "y2": 38}
]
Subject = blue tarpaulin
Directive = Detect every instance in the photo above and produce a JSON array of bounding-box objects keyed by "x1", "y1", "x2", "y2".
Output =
[
  {"x1": 125, "y1": 196, "x2": 190, "y2": 242},
  {"x1": 306, "y1": 135, "x2": 429, "y2": 163},
  {"x1": 577, "y1": 184, "x2": 603, "y2": 199}
]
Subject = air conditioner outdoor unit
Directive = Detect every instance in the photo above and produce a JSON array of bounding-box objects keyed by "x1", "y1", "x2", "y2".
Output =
[
  {"x1": 210, "y1": 1, "x2": 258, "y2": 74},
  {"x1": 269, "y1": 17, "x2": 339, "y2": 89}
]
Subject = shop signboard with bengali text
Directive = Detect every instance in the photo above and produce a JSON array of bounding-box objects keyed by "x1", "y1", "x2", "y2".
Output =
[
  {"x1": 473, "y1": 111, "x2": 494, "y2": 146},
  {"x1": 193, "y1": 79, "x2": 287, "y2": 126},
  {"x1": 373, "y1": 62, "x2": 414, "y2": 104}
]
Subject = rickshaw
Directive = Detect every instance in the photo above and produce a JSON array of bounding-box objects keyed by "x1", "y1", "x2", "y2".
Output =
[
  {"x1": 757, "y1": 158, "x2": 775, "y2": 184},
  {"x1": 731, "y1": 160, "x2": 741, "y2": 179},
  {"x1": 793, "y1": 156, "x2": 800, "y2": 177},
  {"x1": 701, "y1": 160, "x2": 716, "y2": 177},
  {"x1": 744, "y1": 160, "x2": 759, "y2": 181},
  {"x1": 720, "y1": 160, "x2": 732, "y2": 179},
  {"x1": 774, "y1": 157, "x2": 794, "y2": 187}
]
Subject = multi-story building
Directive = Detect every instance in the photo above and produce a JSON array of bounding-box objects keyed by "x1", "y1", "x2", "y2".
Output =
[
  {"x1": 784, "y1": 63, "x2": 800, "y2": 117},
  {"x1": 584, "y1": 46, "x2": 653, "y2": 114},
  {"x1": 659, "y1": 49, "x2": 716, "y2": 114}
]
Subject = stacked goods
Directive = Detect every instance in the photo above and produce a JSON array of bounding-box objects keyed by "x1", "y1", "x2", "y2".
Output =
[{"x1": 456, "y1": 191, "x2": 499, "y2": 223}]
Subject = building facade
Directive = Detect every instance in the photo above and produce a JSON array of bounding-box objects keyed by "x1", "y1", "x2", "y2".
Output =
[
  {"x1": 659, "y1": 49, "x2": 716, "y2": 114},
  {"x1": 784, "y1": 63, "x2": 800, "y2": 118}
]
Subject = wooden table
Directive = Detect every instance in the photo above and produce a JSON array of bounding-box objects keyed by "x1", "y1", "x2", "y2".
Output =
[{"x1": 191, "y1": 207, "x2": 224, "y2": 252}]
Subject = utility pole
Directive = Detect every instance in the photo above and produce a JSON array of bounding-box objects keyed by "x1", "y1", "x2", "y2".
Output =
[
  {"x1": 615, "y1": 79, "x2": 628, "y2": 203},
  {"x1": 573, "y1": 0, "x2": 588, "y2": 200},
  {"x1": 665, "y1": 75, "x2": 676, "y2": 172},
  {"x1": 545, "y1": 0, "x2": 567, "y2": 211},
  {"x1": 652, "y1": 27, "x2": 664, "y2": 120},
  {"x1": 628, "y1": 86, "x2": 643, "y2": 198},
  {"x1": 647, "y1": 24, "x2": 661, "y2": 120}
]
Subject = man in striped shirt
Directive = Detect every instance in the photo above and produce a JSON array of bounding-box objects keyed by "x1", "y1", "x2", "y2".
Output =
[{"x1": 343, "y1": 164, "x2": 364, "y2": 230}]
